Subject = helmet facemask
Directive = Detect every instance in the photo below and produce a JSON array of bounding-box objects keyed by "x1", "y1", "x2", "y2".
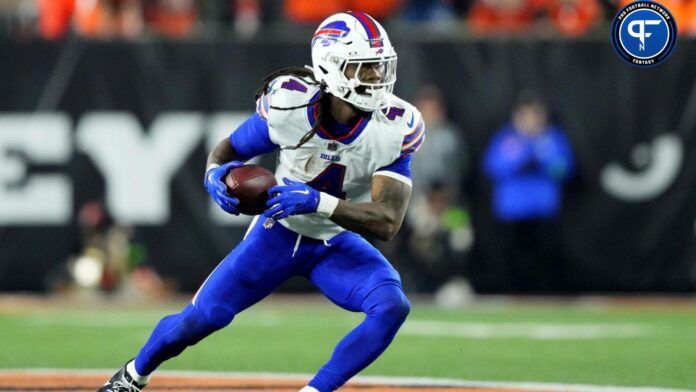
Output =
[{"x1": 337, "y1": 55, "x2": 397, "y2": 111}]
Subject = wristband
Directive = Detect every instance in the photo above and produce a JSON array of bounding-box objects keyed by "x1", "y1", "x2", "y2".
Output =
[
  {"x1": 316, "y1": 192, "x2": 339, "y2": 218},
  {"x1": 206, "y1": 163, "x2": 220, "y2": 172}
]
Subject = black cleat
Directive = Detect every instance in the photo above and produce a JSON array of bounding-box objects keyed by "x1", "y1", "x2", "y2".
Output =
[{"x1": 97, "y1": 360, "x2": 148, "y2": 392}]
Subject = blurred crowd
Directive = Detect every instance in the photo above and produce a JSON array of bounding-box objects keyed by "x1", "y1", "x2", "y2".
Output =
[
  {"x1": 2, "y1": 0, "x2": 696, "y2": 41},
  {"x1": 2, "y1": 1, "x2": 692, "y2": 296},
  {"x1": 394, "y1": 85, "x2": 576, "y2": 297}
]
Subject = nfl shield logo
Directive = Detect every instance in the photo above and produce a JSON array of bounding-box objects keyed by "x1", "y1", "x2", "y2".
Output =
[
  {"x1": 328, "y1": 142, "x2": 338, "y2": 151},
  {"x1": 263, "y1": 218, "x2": 275, "y2": 229}
]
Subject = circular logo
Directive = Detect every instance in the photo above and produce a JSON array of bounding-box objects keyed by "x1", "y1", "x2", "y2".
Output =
[{"x1": 611, "y1": 1, "x2": 678, "y2": 67}]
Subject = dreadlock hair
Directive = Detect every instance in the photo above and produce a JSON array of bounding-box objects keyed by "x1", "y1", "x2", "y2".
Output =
[{"x1": 254, "y1": 66, "x2": 327, "y2": 149}]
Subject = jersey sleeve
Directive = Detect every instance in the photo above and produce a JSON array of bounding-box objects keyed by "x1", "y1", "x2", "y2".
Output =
[
  {"x1": 228, "y1": 112, "x2": 278, "y2": 161},
  {"x1": 372, "y1": 106, "x2": 424, "y2": 187},
  {"x1": 373, "y1": 154, "x2": 413, "y2": 186}
]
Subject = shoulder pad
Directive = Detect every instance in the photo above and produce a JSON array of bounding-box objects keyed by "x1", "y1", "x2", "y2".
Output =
[
  {"x1": 378, "y1": 96, "x2": 426, "y2": 158},
  {"x1": 256, "y1": 75, "x2": 319, "y2": 120}
]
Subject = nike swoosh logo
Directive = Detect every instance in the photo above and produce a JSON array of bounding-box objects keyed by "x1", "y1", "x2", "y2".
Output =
[
  {"x1": 290, "y1": 190, "x2": 310, "y2": 195},
  {"x1": 407, "y1": 113, "x2": 414, "y2": 128}
]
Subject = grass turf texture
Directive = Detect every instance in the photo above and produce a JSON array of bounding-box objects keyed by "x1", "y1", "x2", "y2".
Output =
[{"x1": 0, "y1": 298, "x2": 694, "y2": 390}]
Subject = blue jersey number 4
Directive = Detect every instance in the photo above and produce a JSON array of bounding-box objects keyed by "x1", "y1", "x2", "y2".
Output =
[{"x1": 307, "y1": 163, "x2": 347, "y2": 199}]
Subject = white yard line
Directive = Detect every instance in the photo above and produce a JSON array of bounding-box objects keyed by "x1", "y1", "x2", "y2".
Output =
[
  {"x1": 0, "y1": 369, "x2": 691, "y2": 392},
  {"x1": 18, "y1": 318, "x2": 657, "y2": 340},
  {"x1": 401, "y1": 320, "x2": 654, "y2": 340},
  {"x1": 19, "y1": 316, "x2": 657, "y2": 341}
]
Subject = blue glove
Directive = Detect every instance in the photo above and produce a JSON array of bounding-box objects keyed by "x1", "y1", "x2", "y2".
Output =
[
  {"x1": 264, "y1": 178, "x2": 321, "y2": 221},
  {"x1": 204, "y1": 161, "x2": 244, "y2": 215}
]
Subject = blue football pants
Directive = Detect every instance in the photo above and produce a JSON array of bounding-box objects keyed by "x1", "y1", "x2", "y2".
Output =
[{"x1": 134, "y1": 217, "x2": 410, "y2": 391}]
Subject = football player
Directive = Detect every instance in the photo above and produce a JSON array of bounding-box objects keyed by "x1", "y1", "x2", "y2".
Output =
[{"x1": 98, "y1": 11, "x2": 425, "y2": 392}]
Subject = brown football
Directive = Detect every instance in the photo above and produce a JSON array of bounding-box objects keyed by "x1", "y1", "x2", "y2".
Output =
[{"x1": 224, "y1": 165, "x2": 277, "y2": 215}]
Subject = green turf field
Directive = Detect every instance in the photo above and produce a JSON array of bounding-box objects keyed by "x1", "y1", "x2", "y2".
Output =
[{"x1": 1, "y1": 297, "x2": 695, "y2": 390}]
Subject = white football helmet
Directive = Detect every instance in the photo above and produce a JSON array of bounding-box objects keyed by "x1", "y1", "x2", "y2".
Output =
[{"x1": 311, "y1": 12, "x2": 397, "y2": 111}]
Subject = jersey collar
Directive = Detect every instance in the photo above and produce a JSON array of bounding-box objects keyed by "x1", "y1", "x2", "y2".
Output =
[{"x1": 306, "y1": 91, "x2": 372, "y2": 145}]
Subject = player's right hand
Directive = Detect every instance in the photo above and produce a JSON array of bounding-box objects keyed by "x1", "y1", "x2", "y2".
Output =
[{"x1": 204, "y1": 161, "x2": 243, "y2": 215}]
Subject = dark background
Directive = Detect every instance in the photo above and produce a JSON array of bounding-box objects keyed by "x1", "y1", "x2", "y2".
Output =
[{"x1": 1, "y1": 38, "x2": 695, "y2": 293}]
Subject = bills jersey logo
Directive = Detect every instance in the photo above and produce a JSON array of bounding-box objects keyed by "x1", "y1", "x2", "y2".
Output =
[
  {"x1": 312, "y1": 21, "x2": 351, "y2": 47},
  {"x1": 320, "y1": 153, "x2": 341, "y2": 162}
]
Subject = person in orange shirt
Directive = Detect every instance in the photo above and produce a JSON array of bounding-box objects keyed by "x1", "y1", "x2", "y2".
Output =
[
  {"x1": 684, "y1": 0, "x2": 696, "y2": 35},
  {"x1": 545, "y1": 0, "x2": 601, "y2": 37},
  {"x1": 467, "y1": 0, "x2": 541, "y2": 35},
  {"x1": 284, "y1": 0, "x2": 401, "y2": 24},
  {"x1": 144, "y1": 0, "x2": 197, "y2": 38},
  {"x1": 38, "y1": 0, "x2": 74, "y2": 39},
  {"x1": 38, "y1": 0, "x2": 143, "y2": 40},
  {"x1": 468, "y1": 0, "x2": 601, "y2": 36}
]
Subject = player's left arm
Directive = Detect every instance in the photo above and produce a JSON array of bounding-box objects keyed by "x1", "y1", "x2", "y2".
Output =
[
  {"x1": 329, "y1": 175, "x2": 411, "y2": 241},
  {"x1": 332, "y1": 107, "x2": 424, "y2": 240}
]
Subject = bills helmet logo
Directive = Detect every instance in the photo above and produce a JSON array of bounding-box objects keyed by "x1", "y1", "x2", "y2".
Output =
[{"x1": 312, "y1": 21, "x2": 351, "y2": 47}]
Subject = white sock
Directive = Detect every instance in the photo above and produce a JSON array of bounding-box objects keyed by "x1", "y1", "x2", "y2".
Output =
[
  {"x1": 126, "y1": 359, "x2": 151, "y2": 385},
  {"x1": 299, "y1": 387, "x2": 319, "y2": 392}
]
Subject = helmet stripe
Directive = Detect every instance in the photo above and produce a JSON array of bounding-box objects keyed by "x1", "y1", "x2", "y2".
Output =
[{"x1": 348, "y1": 11, "x2": 381, "y2": 43}]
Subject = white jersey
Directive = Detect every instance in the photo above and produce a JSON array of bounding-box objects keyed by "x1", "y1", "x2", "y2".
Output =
[{"x1": 254, "y1": 75, "x2": 425, "y2": 240}]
